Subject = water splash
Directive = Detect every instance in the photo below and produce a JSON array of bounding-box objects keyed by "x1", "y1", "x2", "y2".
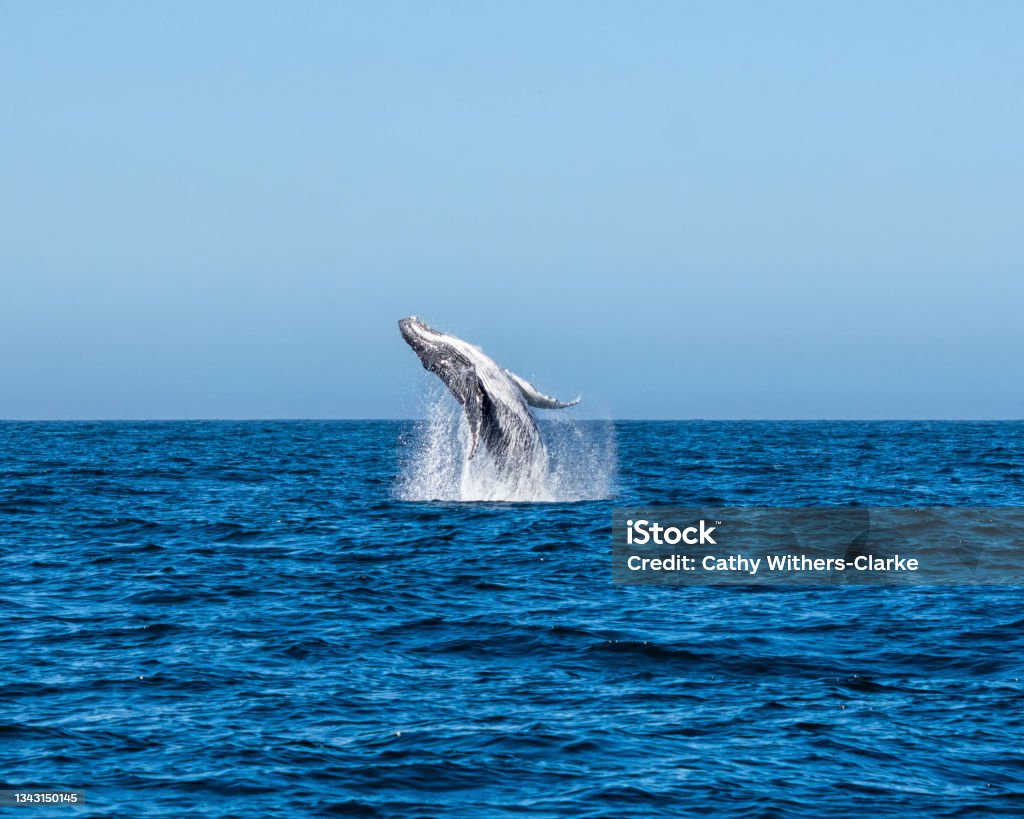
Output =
[{"x1": 396, "y1": 388, "x2": 617, "y2": 503}]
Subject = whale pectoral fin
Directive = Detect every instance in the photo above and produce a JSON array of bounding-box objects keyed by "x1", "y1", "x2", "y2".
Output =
[
  {"x1": 464, "y1": 379, "x2": 485, "y2": 459},
  {"x1": 504, "y1": 369, "x2": 580, "y2": 410}
]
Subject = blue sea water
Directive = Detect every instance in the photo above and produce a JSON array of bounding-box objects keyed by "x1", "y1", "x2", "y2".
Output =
[{"x1": 1, "y1": 420, "x2": 1023, "y2": 817}]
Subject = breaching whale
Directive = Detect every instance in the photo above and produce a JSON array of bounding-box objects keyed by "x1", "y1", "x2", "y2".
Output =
[{"x1": 398, "y1": 316, "x2": 579, "y2": 496}]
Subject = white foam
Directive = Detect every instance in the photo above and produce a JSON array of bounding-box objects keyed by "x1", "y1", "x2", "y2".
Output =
[{"x1": 396, "y1": 387, "x2": 616, "y2": 503}]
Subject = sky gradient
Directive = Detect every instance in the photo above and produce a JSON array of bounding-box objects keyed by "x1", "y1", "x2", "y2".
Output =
[{"x1": 2, "y1": 2, "x2": 1022, "y2": 419}]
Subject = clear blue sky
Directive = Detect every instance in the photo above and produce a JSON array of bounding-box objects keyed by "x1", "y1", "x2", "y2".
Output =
[{"x1": 2, "y1": 2, "x2": 1021, "y2": 419}]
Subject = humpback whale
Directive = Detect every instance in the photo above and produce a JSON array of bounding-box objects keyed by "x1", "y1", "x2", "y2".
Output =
[{"x1": 398, "y1": 316, "x2": 579, "y2": 496}]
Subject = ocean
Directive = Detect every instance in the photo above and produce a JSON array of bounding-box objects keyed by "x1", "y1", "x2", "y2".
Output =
[{"x1": 2, "y1": 419, "x2": 1023, "y2": 817}]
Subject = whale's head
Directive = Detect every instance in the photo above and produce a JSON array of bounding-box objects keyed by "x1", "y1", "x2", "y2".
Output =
[
  {"x1": 398, "y1": 316, "x2": 467, "y2": 375},
  {"x1": 398, "y1": 316, "x2": 443, "y2": 360}
]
